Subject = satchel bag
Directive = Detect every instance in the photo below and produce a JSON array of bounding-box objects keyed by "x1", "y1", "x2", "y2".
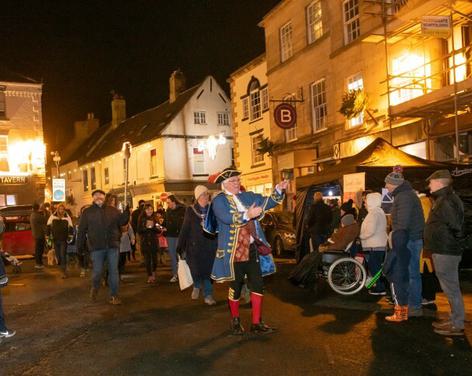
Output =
[{"x1": 254, "y1": 238, "x2": 272, "y2": 256}]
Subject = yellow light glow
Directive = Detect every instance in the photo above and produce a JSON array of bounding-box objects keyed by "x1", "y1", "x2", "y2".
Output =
[{"x1": 6, "y1": 139, "x2": 46, "y2": 175}]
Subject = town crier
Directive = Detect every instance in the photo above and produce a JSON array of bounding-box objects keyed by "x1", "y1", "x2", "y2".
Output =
[{"x1": 204, "y1": 167, "x2": 288, "y2": 335}]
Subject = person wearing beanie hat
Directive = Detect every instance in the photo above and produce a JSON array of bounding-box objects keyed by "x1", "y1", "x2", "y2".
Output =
[
  {"x1": 194, "y1": 185, "x2": 208, "y2": 201},
  {"x1": 340, "y1": 199, "x2": 357, "y2": 220},
  {"x1": 204, "y1": 166, "x2": 289, "y2": 335},
  {"x1": 321, "y1": 214, "x2": 359, "y2": 252},
  {"x1": 384, "y1": 169, "x2": 425, "y2": 322},
  {"x1": 177, "y1": 185, "x2": 217, "y2": 305}
]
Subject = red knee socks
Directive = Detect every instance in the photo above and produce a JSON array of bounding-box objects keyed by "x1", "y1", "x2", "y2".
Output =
[
  {"x1": 228, "y1": 299, "x2": 240, "y2": 318},
  {"x1": 250, "y1": 293, "x2": 263, "y2": 324}
]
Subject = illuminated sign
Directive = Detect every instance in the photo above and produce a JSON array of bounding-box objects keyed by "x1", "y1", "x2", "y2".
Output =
[
  {"x1": 52, "y1": 178, "x2": 66, "y2": 202},
  {"x1": 0, "y1": 175, "x2": 28, "y2": 185}
]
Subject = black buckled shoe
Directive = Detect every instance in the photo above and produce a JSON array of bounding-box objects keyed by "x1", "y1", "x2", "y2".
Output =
[
  {"x1": 250, "y1": 321, "x2": 277, "y2": 335},
  {"x1": 231, "y1": 317, "x2": 245, "y2": 336}
]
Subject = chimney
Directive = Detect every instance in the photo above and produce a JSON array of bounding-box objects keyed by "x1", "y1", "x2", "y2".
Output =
[
  {"x1": 111, "y1": 93, "x2": 126, "y2": 129},
  {"x1": 74, "y1": 114, "x2": 99, "y2": 140},
  {"x1": 169, "y1": 69, "x2": 186, "y2": 104}
]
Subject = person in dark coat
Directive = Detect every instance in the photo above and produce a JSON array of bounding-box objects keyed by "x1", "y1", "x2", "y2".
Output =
[
  {"x1": 137, "y1": 204, "x2": 161, "y2": 284},
  {"x1": 131, "y1": 200, "x2": 145, "y2": 261},
  {"x1": 320, "y1": 214, "x2": 359, "y2": 252},
  {"x1": 424, "y1": 170, "x2": 465, "y2": 336},
  {"x1": 163, "y1": 195, "x2": 186, "y2": 282},
  {"x1": 305, "y1": 192, "x2": 332, "y2": 256},
  {"x1": 30, "y1": 203, "x2": 47, "y2": 269},
  {"x1": 177, "y1": 185, "x2": 217, "y2": 305}
]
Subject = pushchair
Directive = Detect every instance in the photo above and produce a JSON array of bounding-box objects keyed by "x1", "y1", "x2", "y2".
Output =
[{"x1": 0, "y1": 251, "x2": 22, "y2": 274}]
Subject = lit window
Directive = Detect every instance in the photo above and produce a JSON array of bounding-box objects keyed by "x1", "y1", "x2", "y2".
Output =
[
  {"x1": 261, "y1": 87, "x2": 269, "y2": 111},
  {"x1": 104, "y1": 167, "x2": 110, "y2": 185},
  {"x1": 150, "y1": 149, "x2": 158, "y2": 176},
  {"x1": 280, "y1": 22, "x2": 293, "y2": 62},
  {"x1": 251, "y1": 134, "x2": 264, "y2": 165},
  {"x1": 0, "y1": 135, "x2": 8, "y2": 171},
  {"x1": 307, "y1": 1, "x2": 323, "y2": 44},
  {"x1": 193, "y1": 148, "x2": 204, "y2": 175},
  {"x1": 347, "y1": 73, "x2": 364, "y2": 128},
  {"x1": 390, "y1": 54, "x2": 431, "y2": 106},
  {"x1": 242, "y1": 97, "x2": 249, "y2": 119},
  {"x1": 311, "y1": 79, "x2": 327, "y2": 132},
  {"x1": 6, "y1": 194, "x2": 16, "y2": 206},
  {"x1": 0, "y1": 195, "x2": 5, "y2": 207},
  {"x1": 217, "y1": 112, "x2": 230, "y2": 126},
  {"x1": 82, "y1": 170, "x2": 88, "y2": 192},
  {"x1": 343, "y1": 0, "x2": 360, "y2": 44},
  {"x1": 448, "y1": 25, "x2": 470, "y2": 84},
  {"x1": 67, "y1": 171, "x2": 72, "y2": 180},
  {"x1": 194, "y1": 111, "x2": 206, "y2": 125}
]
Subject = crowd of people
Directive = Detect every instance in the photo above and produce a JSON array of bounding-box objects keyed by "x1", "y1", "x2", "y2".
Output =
[
  {"x1": 0, "y1": 165, "x2": 468, "y2": 341},
  {"x1": 303, "y1": 167, "x2": 466, "y2": 336}
]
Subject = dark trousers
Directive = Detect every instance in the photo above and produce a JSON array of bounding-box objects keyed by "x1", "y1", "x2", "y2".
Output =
[
  {"x1": 391, "y1": 244, "x2": 410, "y2": 306},
  {"x1": 142, "y1": 248, "x2": 157, "y2": 277},
  {"x1": 229, "y1": 245, "x2": 263, "y2": 300},
  {"x1": 422, "y1": 262, "x2": 439, "y2": 301},
  {"x1": 79, "y1": 251, "x2": 90, "y2": 270},
  {"x1": 119, "y1": 252, "x2": 128, "y2": 274},
  {"x1": 365, "y1": 251, "x2": 386, "y2": 293},
  {"x1": 0, "y1": 290, "x2": 6, "y2": 332},
  {"x1": 54, "y1": 241, "x2": 67, "y2": 272},
  {"x1": 34, "y1": 237, "x2": 45, "y2": 266}
]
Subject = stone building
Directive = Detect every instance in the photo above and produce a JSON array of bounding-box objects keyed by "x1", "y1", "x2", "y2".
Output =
[
  {"x1": 259, "y1": 0, "x2": 472, "y2": 198},
  {"x1": 228, "y1": 54, "x2": 273, "y2": 195},
  {"x1": 0, "y1": 72, "x2": 45, "y2": 206}
]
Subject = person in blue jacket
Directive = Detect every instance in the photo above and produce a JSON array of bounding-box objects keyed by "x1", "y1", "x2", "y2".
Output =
[{"x1": 204, "y1": 167, "x2": 288, "y2": 335}]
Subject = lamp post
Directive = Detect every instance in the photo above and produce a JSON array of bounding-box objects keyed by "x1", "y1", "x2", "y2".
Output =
[
  {"x1": 51, "y1": 151, "x2": 61, "y2": 177},
  {"x1": 122, "y1": 142, "x2": 132, "y2": 208}
]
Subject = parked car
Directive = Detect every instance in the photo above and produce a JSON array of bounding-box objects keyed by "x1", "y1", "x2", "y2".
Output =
[
  {"x1": 260, "y1": 211, "x2": 296, "y2": 256},
  {"x1": 0, "y1": 205, "x2": 35, "y2": 257}
]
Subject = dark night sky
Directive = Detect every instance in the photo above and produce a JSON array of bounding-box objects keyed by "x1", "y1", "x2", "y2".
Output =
[{"x1": 1, "y1": 0, "x2": 280, "y2": 150}]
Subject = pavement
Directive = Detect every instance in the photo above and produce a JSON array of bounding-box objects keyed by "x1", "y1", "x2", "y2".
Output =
[{"x1": 0, "y1": 256, "x2": 471, "y2": 376}]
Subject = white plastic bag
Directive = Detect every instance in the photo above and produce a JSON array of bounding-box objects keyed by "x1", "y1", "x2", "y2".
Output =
[{"x1": 178, "y1": 257, "x2": 193, "y2": 290}]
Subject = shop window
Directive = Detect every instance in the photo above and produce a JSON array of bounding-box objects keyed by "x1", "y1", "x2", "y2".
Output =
[
  {"x1": 280, "y1": 22, "x2": 293, "y2": 62},
  {"x1": 193, "y1": 148, "x2": 204, "y2": 175},
  {"x1": 104, "y1": 167, "x2": 110, "y2": 185},
  {"x1": 6, "y1": 194, "x2": 16, "y2": 206},
  {"x1": 307, "y1": 0, "x2": 323, "y2": 44}
]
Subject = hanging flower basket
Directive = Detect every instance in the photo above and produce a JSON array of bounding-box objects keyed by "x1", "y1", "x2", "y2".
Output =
[
  {"x1": 339, "y1": 89, "x2": 367, "y2": 119},
  {"x1": 257, "y1": 137, "x2": 275, "y2": 157}
]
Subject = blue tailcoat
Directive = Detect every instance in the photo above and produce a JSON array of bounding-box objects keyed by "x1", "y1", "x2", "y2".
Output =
[{"x1": 204, "y1": 189, "x2": 284, "y2": 282}]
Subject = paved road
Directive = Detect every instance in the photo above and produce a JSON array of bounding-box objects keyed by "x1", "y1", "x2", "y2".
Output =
[{"x1": 1, "y1": 258, "x2": 471, "y2": 376}]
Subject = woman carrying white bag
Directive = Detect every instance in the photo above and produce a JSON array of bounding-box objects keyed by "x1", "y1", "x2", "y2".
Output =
[{"x1": 176, "y1": 186, "x2": 218, "y2": 305}]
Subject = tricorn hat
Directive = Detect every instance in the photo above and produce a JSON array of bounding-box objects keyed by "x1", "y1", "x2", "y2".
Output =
[{"x1": 209, "y1": 167, "x2": 241, "y2": 184}]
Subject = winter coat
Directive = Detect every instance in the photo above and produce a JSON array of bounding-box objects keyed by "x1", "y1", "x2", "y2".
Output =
[
  {"x1": 77, "y1": 204, "x2": 130, "y2": 253},
  {"x1": 424, "y1": 186, "x2": 464, "y2": 256},
  {"x1": 131, "y1": 206, "x2": 144, "y2": 234},
  {"x1": 326, "y1": 222, "x2": 360, "y2": 251},
  {"x1": 177, "y1": 204, "x2": 217, "y2": 281},
  {"x1": 137, "y1": 214, "x2": 160, "y2": 253},
  {"x1": 30, "y1": 211, "x2": 47, "y2": 239},
  {"x1": 359, "y1": 193, "x2": 388, "y2": 250},
  {"x1": 306, "y1": 201, "x2": 333, "y2": 237},
  {"x1": 391, "y1": 181, "x2": 425, "y2": 240},
  {"x1": 47, "y1": 212, "x2": 73, "y2": 242},
  {"x1": 120, "y1": 225, "x2": 135, "y2": 253},
  {"x1": 163, "y1": 205, "x2": 186, "y2": 238}
]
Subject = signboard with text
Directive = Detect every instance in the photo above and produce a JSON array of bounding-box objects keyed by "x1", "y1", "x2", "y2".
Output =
[
  {"x1": 421, "y1": 15, "x2": 451, "y2": 38},
  {"x1": 0, "y1": 175, "x2": 28, "y2": 185},
  {"x1": 343, "y1": 172, "x2": 365, "y2": 202},
  {"x1": 52, "y1": 178, "x2": 66, "y2": 202},
  {"x1": 274, "y1": 103, "x2": 297, "y2": 129}
]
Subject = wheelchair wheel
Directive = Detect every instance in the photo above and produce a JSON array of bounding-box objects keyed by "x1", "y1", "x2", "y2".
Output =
[{"x1": 327, "y1": 257, "x2": 366, "y2": 296}]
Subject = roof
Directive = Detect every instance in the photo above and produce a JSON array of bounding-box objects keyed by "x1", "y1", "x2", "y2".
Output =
[
  {"x1": 62, "y1": 83, "x2": 200, "y2": 166},
  {"x1": 296, "y1": 137, "x2": 449, "y2": 189},
  {"x1": 228, "y1": 53, "x2": 266, "y2": 80},
  {"x1": 0, "y1": 66, "x2": 41, "y2": 85}
]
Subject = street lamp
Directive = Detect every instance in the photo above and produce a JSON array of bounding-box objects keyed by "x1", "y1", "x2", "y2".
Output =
[
  {"x1": 122, "y1": 142, "x2": 132, "y2": 208},
  {"x1": 51, "y1": 151, "x2": 61, "y2": 177}
]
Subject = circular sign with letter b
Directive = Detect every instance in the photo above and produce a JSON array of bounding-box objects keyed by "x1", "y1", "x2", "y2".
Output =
[{"x1": 274, "y1": 103, "x2": 297, "y2": 129}]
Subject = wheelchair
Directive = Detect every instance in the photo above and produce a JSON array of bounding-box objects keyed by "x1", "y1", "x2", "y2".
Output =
[{"x1": 312, "y1": 239, "x2": 368, "y2": 296}]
